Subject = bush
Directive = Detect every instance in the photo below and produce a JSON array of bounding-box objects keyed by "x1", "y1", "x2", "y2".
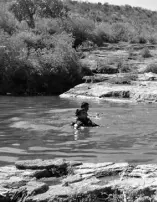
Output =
[
  {"x1": 37, "y1": 0, "x2": 69, "y2": 18},
  {"x1": 0, "y1": 32, "x2": 30, "y2": 94},
  {"x1": 76, "y1": 40, "x2": 96, "y2": 51},
  {"x1": 25, "y1": 33, "x2": 83, "y2": 94},
  {"x1": 96, "y1": 60, "x2": 119, "y2": 74},
  {"x1": 91, "y1": 23, "x2": 113, "y2": 45},
  {"x1": 34, "y1": 18, "x2": 61, "y2": 35},
  {"x1": 128, "y1": 48, "x2": 137, "y2": 59},
  {"x1": 108, "y1": 73, "x2": 138, "y2": 85},
  {"x1": 0, "y1": 5, "x2": 18, "y2": 35},
  {"x1": 0, "y1": 30, "x2": 26, "y2": 60},
  {"x1": 129, "y1": 33, "x2": 147, "y2": 44},
  {"x1": 141, "y1": 47, "x2": 152, "y2": 58},
  {"x1": 148, "y1": 34, "x2": 157, "y2": 44},
  {"x1": 117, "y1": 61, "x2": 132, "y2": 73},
  {"x1": 129, "y1": 34, "x2": 140, "y2": 44},
  {"x1": 111, "y1": 23, "x2": 130, "y2": 42},
  {"x1": 15, "y1": 31, "x2": 44, "y2": 57},
  {"x1": 0, "y1": 29, "x2": 84, "y2": 95},
  {"x1": 64, "y1": 16, "x2": 95, "y2": 48},
  {"x1": 143, "y1": 63, "x2": 157, "y2": 74},
  {"x1": 138, "y1": 34, "x2": 147, "y2": 44}
]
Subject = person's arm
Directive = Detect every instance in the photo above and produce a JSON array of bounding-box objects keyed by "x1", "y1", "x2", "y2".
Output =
[
  {"x1": 87, "y1": 118, "x2": 99, "y2": 127},
  {"x1": 92, "y1": 122, "x2": 99, "y2": 127}
]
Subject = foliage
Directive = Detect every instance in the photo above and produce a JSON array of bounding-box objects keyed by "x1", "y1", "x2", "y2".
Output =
[
  {"x1": 143, "y1": 63, "x2": 157, "y2": 74},
  {"x1": 117, "y1": 61, "x2": 132, "y2": 73},
  {"x1": 37, "y1": 0, "x2": 69, "y2": 18},
  {"x1": 96, "y1": 60, "x2": 119, "y2": 74},
  {"x1": 63, "y1": 16, "x2": 95, "y2": 48},
  {"x1": 148, "y1": 34, "x2": 157, "y2": 44},
  {"x1": 9, "y1": 0, "x2": 38, "y2": 28},
  {"x1": 8, "y1": 0, "x2": 157, "y2": 46},
  {"x1": 91, "y1": 23, "x2": 114, "y2": 45},
  {"x1": 34, "y1": 18, "x2": 61, "y2": 35},
  {"x1": 9, "y1": 0, "x2": 68, "y2": 28},
  {"x1": 24, "y1": 33, "x2": 82, "y2": 94},
  {"x1": 141, "y1": 47, "x2": 152, "y2": 58},
  {"x1": 108, "y1": 73, "x2": 138, "y2": 85},
  {"x1": 138, "y1": 34, "x2": 148, "y2": 44},
  {"x1": 2, "y1": 0, "x2": 157, "y2": 95},
  {"x1": 0, "y1": 5, "x2": 18, "y2": 34},
  {"x1": 0, "y1": 31, "x2": 30, "y2": 94},
  {"x1": 111, "y1": 23, "x2": 130, "y2": 42},
  {"x1": 34, "y1": 33, "x2": 81, "y2": 79},
  {"x1": 0, "y1": 23, "x2": 84, "y2": 95}
]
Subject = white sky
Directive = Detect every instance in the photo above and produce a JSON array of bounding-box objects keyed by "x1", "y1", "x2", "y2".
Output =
[{"x1": 77, "y1": 0, "x2": 157, "y2": 11}]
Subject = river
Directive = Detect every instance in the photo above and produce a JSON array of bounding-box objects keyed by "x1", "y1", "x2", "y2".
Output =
[{"x1": 0, "y1": 96, "x2": 157, "y2": 166}]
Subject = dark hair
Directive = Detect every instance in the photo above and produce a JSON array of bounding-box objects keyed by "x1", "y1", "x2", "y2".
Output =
[{"x1": 81, "y1": 102, "x2": 89, "y2": 109}]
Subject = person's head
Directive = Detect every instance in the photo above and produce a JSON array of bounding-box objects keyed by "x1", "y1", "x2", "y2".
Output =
[
  {"x1": 75, "y1": 109, "x2": 88, "y2": 120},
  {"x1": 81, "y1": 102, "x2": 89, "y2": 112}
]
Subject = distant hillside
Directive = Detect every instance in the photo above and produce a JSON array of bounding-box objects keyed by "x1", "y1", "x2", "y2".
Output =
[{"x1": 67, "y1": 0, "x2": 157, "y2": 34}]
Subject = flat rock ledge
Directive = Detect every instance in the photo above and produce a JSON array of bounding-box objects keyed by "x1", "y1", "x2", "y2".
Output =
[
  {"x1": 60, "y1": 73, "x2": 157, "y2": 104},
  {"x1": 1, "y1": 159, "x2": 157, "y2": 201}
]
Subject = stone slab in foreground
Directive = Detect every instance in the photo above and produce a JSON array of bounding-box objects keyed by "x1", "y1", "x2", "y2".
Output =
[{"x1": 1, "y1": 159, "x2": 157, "y2": 201}]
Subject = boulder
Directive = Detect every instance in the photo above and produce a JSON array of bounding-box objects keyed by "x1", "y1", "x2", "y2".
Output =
[
  {"x1": 27, "y1": 178, "x2": 110, "y2": 202},
  {"x1": 10, "y1": 181, "x2": 49, "y2": 202},
  {"x1": 15, "y1": 158, "x2": 67, "y2": 170}
]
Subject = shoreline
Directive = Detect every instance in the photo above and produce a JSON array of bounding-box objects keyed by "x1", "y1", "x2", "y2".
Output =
[
  {"x1": 1, "y1": 158, "x2": 157, "y2": 202},
  {"x1": 60, "y1": 74, "x2": 157, "y2": 104}
]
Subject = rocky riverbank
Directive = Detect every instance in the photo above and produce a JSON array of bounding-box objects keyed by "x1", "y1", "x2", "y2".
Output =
[
  {"x1": 1, "y1": 158, "x2": 157, "y2": 202},
  {"x1": 60, "y1": 74, "x2": 157, "y2": 103},
  {"x1": 60, "y1": 43, "x2": 157, "y2": 103}
]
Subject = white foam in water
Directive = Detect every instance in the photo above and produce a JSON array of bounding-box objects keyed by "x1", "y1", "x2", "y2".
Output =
[
  {"x1": 0, "y1": 147, "x2": 27, "y2": 154},
  {"x1": 12, "y1": 143, "x2": 20, "y2": 146},
  {"x1": 29, "y1": 146, "x2": 55, "y2": 151},
  {"x1": 9, "y1": 117, "x2": 21, "y2": 121},
  {"x1": 10, "y1": 121, "x2": 60, "y2": 131},
  {"x1": 57, "y1": 133, "x2": 70, "y2": 137},
  {"x1": 47, "y1": 108, "x2": 75, "y2": 113}
]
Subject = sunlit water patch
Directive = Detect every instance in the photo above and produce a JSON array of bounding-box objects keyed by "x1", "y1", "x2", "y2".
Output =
[{"x1": 0, "y1": 96, "x2": 157, "y2": 166}]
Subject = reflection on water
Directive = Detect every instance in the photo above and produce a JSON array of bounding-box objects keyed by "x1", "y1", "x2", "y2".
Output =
[{"x1": 1, "y1": 96, "x2": 157, "y2": 166}]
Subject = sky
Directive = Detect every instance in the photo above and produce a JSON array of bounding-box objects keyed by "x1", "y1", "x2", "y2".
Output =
[{"x1": 77, "y1": 0, "x2": 157, "y2": 11}]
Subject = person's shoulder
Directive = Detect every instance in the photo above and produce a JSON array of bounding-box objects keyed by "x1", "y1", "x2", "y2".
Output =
[{"x1": 75, "y1": 108, "x2": 84, "y2": 116}]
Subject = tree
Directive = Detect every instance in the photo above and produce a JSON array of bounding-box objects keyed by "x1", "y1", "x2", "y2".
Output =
[
  {"x1": 37, "y1": 0, "x2": 69, "y2": 18},
  {"x1": 10, "y1": 0, "x2": 69, "y2": 28},
  {"x1": 9, "y1": 0, "x2": 38, "y2": 28}
]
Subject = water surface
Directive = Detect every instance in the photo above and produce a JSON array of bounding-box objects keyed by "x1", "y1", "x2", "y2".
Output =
[{"x1": 0, "y1": 96, "x2": 157, "y2": 166}]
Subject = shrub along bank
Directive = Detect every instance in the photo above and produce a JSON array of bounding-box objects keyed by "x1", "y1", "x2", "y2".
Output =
[
  {"x1": 0, "y1": 0, "x2": 85, "y2": 95},
  {"x1": 0, "y1": 31, "x2": 83, "y2": 95}
]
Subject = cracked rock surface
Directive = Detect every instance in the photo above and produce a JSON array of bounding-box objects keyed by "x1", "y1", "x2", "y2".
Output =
[{"x1": 1, "y1": 159, "x2": 157, "y2": 201}]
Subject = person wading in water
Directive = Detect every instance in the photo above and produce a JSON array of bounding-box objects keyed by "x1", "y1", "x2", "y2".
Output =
[{"x1": 71, "y1": 102, "x2": 99, "y2": 129}]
